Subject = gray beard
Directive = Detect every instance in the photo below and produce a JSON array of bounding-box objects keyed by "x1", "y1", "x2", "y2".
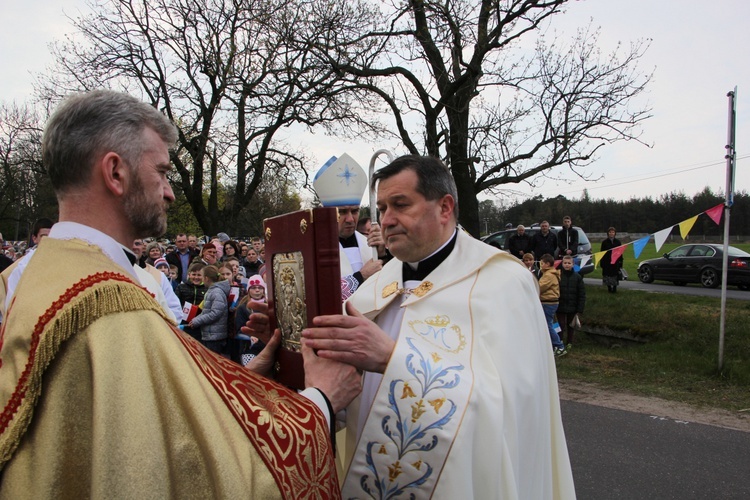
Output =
[{"x1": 123, "y1": 173, "x2": 168, "y2": 237}]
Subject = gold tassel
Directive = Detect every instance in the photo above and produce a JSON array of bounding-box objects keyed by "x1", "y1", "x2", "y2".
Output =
[{"x1": 0, "y1": 279, "x2": 170, "y2": 467}]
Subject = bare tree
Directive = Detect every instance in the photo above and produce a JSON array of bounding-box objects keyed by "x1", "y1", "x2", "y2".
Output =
[
  {"x1": 39, "y1": 0, "x2": 363, "y2": 235},
  {"x1": 0, "y1": 104, "x2": 54, "y2": 239},
  {"x1": 300, "y1": 0, "x2": 653, "y2": 236}
]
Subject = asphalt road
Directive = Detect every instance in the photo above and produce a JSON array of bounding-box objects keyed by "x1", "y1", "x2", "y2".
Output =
[
  {"x1": 562, "y1": 400, "x2": 750, "y2": 499},
  {"x1": 583, "y1": 278, "x2": 750, "y2": 301}
]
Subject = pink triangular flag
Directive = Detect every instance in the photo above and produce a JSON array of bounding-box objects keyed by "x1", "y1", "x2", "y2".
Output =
[
  {"x1": 705, "y1": 203, "x2": 724, "y2": 225},
  {"x1": 610, "y1": 245, "x2": 626, "y2": 265}
]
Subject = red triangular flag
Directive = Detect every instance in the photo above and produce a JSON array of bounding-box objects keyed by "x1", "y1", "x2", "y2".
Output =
[
  {"x1": 554, "y1": 259, "x2": 562, "y2": 268},
  {"x1": 705, "y1": 203, "x2": 724, "y2": 225},
  {"x1": 610, "y1": 246, "x2": 626, "y2": 265}
]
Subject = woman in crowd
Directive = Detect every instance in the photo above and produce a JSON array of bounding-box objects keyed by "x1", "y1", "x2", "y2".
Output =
[
  {"x1": 197, "y1": 242, "x2": 218, "y2": 266},
  {"x1": 600, "y1": 226, "x2": 624, "y2": 293},
  {"x1": 243, "y1": 248, "x2": 263, "y2": 277},
  {"x1": 222, "y1": 240, "x2": 241, "y2": 262},
  {"x1": 145, "y1": 241, "x2": 163, "y2": 266}
]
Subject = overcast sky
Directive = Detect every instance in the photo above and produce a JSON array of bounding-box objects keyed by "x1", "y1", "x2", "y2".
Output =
[{"x1": 2, "y1": 0, "x2": 747, "y2": 206}]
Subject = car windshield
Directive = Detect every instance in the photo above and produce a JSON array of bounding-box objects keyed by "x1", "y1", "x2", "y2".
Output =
[{"x1": 727, "y1": 246, "x2": 750, "y2": 258}]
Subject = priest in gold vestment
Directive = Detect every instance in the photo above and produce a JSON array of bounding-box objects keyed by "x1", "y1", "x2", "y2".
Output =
[{"x1": 0, "y1": 90, "x2": 360, "y2": 498}]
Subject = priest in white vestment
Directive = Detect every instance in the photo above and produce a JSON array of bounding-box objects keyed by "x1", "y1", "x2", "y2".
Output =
[{"x1": 303, "y1": 155, "x2": 576, "y2": 499}]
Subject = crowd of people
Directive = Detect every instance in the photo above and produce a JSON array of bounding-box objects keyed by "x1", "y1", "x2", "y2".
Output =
[
  {"x1": 508, "y1": 216, "x2": 588, "y2": 357},
  {"x1": 129, "y1": 232, "x2": 271, "y2": 364}
]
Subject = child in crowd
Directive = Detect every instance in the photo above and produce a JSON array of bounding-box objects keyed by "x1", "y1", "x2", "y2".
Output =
[
  {"x1": 557, "y1": 255, "x2": 586, "y2": 350},
  {"x1": 168, "y1": 264, "x2": 180, "y2": 292},
  {"x1": 176, "y1": 262, "x2": 207, "y2": 342},
  {"x1": 154, "y1": 257, "x2": 170, "y2": 275},
  {"x1": 219, "y1": 262, "x2": 245, "y2": 361},
  {"x1": 538, "y1": 253, "x2": 565, "y2": 357},
  {"x1": 246, "y1": 275, "x2": 267, "y2": 302},
  {"x1": 223, "y1": 256, "x2": 248, "y2": 288},
  {"x1": 233, "y1": 275, "x2": 268, "y2": 366},
  {"x1": 522, "y1": 252, "x2": 541, "y2": 280},
  {"x1": 188, "y1": 265, "x2": 230, "y2": 355}
]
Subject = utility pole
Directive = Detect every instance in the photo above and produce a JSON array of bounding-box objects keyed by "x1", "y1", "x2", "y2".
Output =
[{"x1": 718, "y1": 87, "x2": 737, "y2": 371}]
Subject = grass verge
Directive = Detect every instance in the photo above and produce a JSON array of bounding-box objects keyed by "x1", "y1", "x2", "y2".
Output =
[{"x1": 556, "y1": 285, "x2": 750, "y2": 412}]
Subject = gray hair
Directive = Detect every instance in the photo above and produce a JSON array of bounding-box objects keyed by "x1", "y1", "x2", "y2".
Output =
[
  {"x1": 42, "y1": 89, "x2": 177, "y2": 194},
  {"x1": 371, "y1": 155, "x2": 459, "y2": 220}
]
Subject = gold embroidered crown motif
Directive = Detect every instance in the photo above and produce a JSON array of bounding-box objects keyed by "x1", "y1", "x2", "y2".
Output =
[{"x1": 425, "y1": 315, "x2": 450, "y2": 328}]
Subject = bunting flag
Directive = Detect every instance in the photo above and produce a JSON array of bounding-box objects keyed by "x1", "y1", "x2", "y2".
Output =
[
  {"x1": 653, "y1": 227, "x2": 674, "y2": 252},
  {"x1": 678, "y1": 215, "x2": 699, "y2": 240},
  {"x1": 610, "y1": 246, "x2": 626, "y2": 265},
  {"x1": 593, "y1": 251, "x2": 606, "y2": 269},
  {"x1": 554, "y1": 259, "x2": 562, "y2": 268},
  {"x1": 705, "y1": 203, "x2": 724, "y2": 225},
  {"x1": 580, "y1": 204, "x2": 727, "y2": 272},
  {"x1": 632, "y1": 236, "x2": 650, "y2": 259},
  {"x1": 579, "y1": 254, "x2": 592, "y2": 270}
]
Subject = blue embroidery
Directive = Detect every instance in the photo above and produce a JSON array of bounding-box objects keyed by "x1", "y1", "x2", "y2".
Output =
[
  {"x1": 337, "y1": 165, "x2": 357, "y2": 185},
  {"x1": 418, "y1": 324, "x2": 454, "y2": 350},
  {"x1": 357, "y1": 334, "x2": 464, "y2": 499}
]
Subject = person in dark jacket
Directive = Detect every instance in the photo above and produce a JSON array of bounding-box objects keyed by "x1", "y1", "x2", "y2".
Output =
[
  {"x1": 242, "y1": 248, "x2": 263, "y2": 277},
  {"x1": 532, "y1": 221, "x2": 557, "y2": 260},
  {"x1": 508, "y1": 225, "x2": 532, "y2": 259},
  {"x1": 600, "y1": 227, "x2": 623, "y2": 293},
  {"x1": 557, "y1": 255, "x2": 586, "y2": 349},
  {"x1": 557, "y1": 216, "x2": 579, "y2": 257}
]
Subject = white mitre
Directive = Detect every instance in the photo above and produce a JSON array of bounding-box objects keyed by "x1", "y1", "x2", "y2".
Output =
[{"x1": 313, "y1": 153, "x2": 367, "y2": 207}]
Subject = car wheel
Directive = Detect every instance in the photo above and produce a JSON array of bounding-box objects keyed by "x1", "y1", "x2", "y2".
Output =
[
  {"x1": 638, "y1": 264, "x2": 654, "y2": 283},
  {"x1": 672, "y1": 281, "x2": 686, "y2": 286},
  {"x1": 700, "y1": 268, "x2": 719, "y2": 288}
]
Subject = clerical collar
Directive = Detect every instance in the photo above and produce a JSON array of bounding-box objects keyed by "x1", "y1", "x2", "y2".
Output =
[
  {"x1": 123, "y1": 248, "x2": 137, "y2": 266},
  {"x1": 340, "y1": 233, "x2": 359, "y2": 248},
  {"x1": 402, "y1": 229, "x2": 457, "y2": 282}
]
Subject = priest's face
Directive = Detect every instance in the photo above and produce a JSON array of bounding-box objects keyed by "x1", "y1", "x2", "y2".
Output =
[
  {"x1": 377, "y1": 168, "x2": 455, "y2": 263},
  {"x1": 337, "y1": 206, "x2": 360, "y2": 239},
  {"x1": 122, "y1": 127, "x2": 174, "y2": 237}
]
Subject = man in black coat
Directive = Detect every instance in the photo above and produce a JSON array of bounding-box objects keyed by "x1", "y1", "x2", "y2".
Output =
[
  {"x1": 557, "y1": 216, "x2": 579, "y2": 257},
  {"x1": 166, "y1": 232, "x2": 198, "y2": 283},
  {"x1": 532, "y1": 221, "x2": 557, "y2": 260},
  {"x1": 507, "y1": 225, "x2": 532, "y2": 259}
]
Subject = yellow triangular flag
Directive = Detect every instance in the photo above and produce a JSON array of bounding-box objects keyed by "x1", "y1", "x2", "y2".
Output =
[
  {"x1": 678, "y1": 215, "x2": 699, "y2": 240},
  {"x1": 593, "y1": 251, "x2": 606, "y2": 269}
]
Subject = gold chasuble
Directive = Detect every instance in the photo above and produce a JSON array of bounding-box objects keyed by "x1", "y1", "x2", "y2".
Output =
[{"x1": 0, "y1": 238, "x2": 339, "y2": 499}]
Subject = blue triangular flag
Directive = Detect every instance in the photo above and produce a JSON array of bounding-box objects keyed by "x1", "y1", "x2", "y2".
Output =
[{"x1": 632, "y1": 236, "x2": 650, "y2": 259}]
